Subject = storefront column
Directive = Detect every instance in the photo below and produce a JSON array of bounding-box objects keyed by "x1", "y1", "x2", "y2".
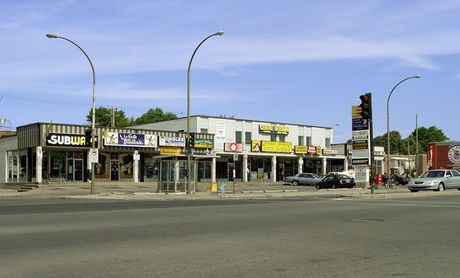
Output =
[
  {"x1": 174, "y1": 160, "x2": 180, "y2": 191},
  {"x1": 298, "y1": 157, "x2": 303, "y2": 173},
  {"x1": 36, "y1": 146, "x2": 43, "y2": 183},
  {"x1": 133, "y1": 150, "x2": 139, "y2": 183},
  {"x1": 344, "y1": 156, "x2": 349, "y2": 171},
  {"x1": 243, "y1": 154, "x2": 248, "y2": 183},
  {"x1": 211, "y1": 157, "x2": 216, "y2": 184},
  {"x1": 271, "y1": 155, "x2": 277, "y2": 182},
  {"x1": 322, "y1": 157, "x2": 327, "y2": 175}
]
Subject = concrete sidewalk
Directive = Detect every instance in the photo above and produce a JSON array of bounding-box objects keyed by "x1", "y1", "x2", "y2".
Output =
[{"x1": 0, "y1": 181, "x2": 442, "y2": 200}]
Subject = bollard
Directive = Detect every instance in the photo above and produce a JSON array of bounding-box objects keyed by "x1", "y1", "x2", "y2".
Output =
[{"x1": 219, "y1": 183, "x2": 226, "y2": 194}]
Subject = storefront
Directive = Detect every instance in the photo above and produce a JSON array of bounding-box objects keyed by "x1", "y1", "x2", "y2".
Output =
[{"x1": 0, "y1": 123, "x2": 216, "y2": 192}]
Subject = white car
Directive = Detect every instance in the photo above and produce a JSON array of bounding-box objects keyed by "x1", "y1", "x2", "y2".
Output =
[{"x1": 407, "y1": 169, "x2": 460, "y2": 192}]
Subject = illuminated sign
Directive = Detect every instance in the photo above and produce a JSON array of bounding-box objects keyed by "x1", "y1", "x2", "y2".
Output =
[
  {"x1": 194, "y1": 138, "x2": 213, "y2": 149},
  {"x1": 46, "y1": 133, "x2": 89, "y2": 147},
  {"x1": 105, "y1": 132, "x2": 157, "y2": 148},
  {"x1": 251, "y1": 140, "x2": 292, "y2": 153},
  {"x1": 224, "y1": 143, "x2": 243, "y2": 152},
  {"x1": 259, "y1": 124, "x2": 289, "y2": 135},
  {"x1": 294, "y1": 145, "x2": 308, "y2": 154},
  {"x1": 160, "y1": 147, "x2": 182, "y2": 155},
  {"x1": 159, "y1": 136, "x2": 185, "y2": 147}
]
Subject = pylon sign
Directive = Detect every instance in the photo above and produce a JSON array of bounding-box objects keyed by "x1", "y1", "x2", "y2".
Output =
[{"x1": 351, "y1": 93, "x2": 371, "y2": 167}]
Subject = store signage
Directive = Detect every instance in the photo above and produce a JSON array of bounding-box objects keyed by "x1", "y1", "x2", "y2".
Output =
[
  {"x1": 352, "y1": 158, "x2": 369, "y2": 165},
  {"x1": 105, "y1": 132, "x2": 157, "y2": 148},
  {"x1": 308, "y1": 145, "x2": 316, "y2": 156},
  {"x1": 294, "y1": 145, "x2": 308, "y2": 154},
  {"x1": 352, "y1": 118, "x2": 368, "y2": 131},
  {"x1": 448, "y1": 144, "x2": 460, "y2": 163},
  {"x1": 194, "y1": 138, "x2": 213, "y2": 149},
  {"x1": 224, "y1": 143, "x2": 242, "y2": 152},
  {"x1": 159, "y1": 136, "x2": 185, "y2": 147},
  {"x1": 259, "y1": 124, "x2": 289, "y2": 135},
  {"x1": 322, "y1": 149, "x2": 337, "y2": 155},
  {"x1": 261, "y1": 141, "x2": 292, "y2": 153},
  {"x1": 160, "y1": 147, "x2": 182, "y2": 155},
  {"x1": 46, "y1": 133, "x2": 90, "y2": 147},
  {"x1": 352, "y1": 140, "x2": 368, "y2": 150}
]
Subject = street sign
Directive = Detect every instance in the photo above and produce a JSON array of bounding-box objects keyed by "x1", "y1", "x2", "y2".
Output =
[{"x1": 89, "y1": 148, "x2": 99, "y2": 163}]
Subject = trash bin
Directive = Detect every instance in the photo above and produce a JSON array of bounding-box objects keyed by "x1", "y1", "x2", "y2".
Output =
[{"x1": 210, "y1": 183, "x2": 217, "y2": 193}]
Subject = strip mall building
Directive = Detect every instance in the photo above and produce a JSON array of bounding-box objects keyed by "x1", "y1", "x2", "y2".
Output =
[
  {"x1": 427, "y1": 141, "x2": 460, "y2": 170},
  {"x1": 0, "y1": 116, "x2": 347, "y2": 191}
]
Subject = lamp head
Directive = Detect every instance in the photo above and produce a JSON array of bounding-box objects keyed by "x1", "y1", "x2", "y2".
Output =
[
  {"x1": 414, "y1": 75, "x2": 421, "y2": 78},
  {"x1": 215, "y1": 31, "x2": 224, "y2": 36},
  {"x1": 46, "y1": 33, "x2": 59, "y2": 39}
]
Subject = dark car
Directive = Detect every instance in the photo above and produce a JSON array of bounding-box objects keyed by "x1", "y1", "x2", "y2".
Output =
[
  {"x1": 316, "y1": 173, "x2": 356, "y2": 190},
  {"x1": 393, "y1": 174, "x2": 409, "y2": 185}
]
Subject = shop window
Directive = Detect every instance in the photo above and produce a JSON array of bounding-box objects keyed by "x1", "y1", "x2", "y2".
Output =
[
  {"x1": 96, "y1": 152, "x2": 110, "y2": 179},
  {"x1": 306, "y1": 136, "x2": 312, "y2": 146},
  {"x1": 7, "y1": 150, "x2": 18, "y2": 181},
  {"x1": 50, "y1": 151, "x2": 66, "y2": 178},
  {"x1": 325, "y1": 138, "x2": 331, "y2": 148},
  {"x1": 119, "y1": 153, "x2": 133, "y2": 179},
  {"x1": 235, "y1": 131, "x2": 242, "y2": 143},
  {"x1": 298, "y1": 136, "x2": 304, "y2": 145},
  {"x1": 245, "y1": 132, "x2": 252, "y2": 144}
]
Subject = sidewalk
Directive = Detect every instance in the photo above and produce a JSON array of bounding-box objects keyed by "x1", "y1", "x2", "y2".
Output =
[{"x1": 0, "y1": 181, "x2": 433, "y2": 200}]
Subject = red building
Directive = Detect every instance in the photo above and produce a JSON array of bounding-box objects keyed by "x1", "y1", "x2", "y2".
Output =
[{"x1": 428, "y1": 142, "x2": 460, "y2": 170}]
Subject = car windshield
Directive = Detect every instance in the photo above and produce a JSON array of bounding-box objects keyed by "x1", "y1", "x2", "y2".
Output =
[{"x1": 421, "y1": 171, "x2": 445, "y2": 178}]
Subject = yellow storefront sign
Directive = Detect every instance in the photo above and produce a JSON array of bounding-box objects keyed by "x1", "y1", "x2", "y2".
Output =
[
  {"x1": 295, "y1": 145, "x2": 308, "y2": 154},
  {"x1": 160, "y1": 147, "x2": 182, "y2": 155},
  {"x1": 261, "y1": 141, "x2": 292, "y2": 153}
]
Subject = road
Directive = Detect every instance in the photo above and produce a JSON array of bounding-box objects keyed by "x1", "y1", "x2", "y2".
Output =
[{"x1": 1, "y1": 195, "x2": 460, "y2": 278}]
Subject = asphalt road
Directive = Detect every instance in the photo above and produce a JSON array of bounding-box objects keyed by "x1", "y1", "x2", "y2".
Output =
[{"x1": 1, "y1": 195, "x2": 460, "y2": 278}]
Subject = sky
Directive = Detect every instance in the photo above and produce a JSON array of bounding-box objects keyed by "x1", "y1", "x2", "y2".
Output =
[{"x1": 1, "y1": 0, "x2": 460, "y2": 143}]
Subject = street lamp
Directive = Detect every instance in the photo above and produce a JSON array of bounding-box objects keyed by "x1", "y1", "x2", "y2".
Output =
[
  {"x1": 46, "y1": 33, "x2": 97, "y2": 194},
  {"x1": 186, "y1": 31, "x2": 224, "y2": 194},
  {"x1": 386, "y1": 75, "x2": 420, "y2": 178}
]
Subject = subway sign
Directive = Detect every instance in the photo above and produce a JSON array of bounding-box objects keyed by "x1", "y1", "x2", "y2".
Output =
[{"x1": 46, "y1": 133, "x2": 90, "y2": 147}]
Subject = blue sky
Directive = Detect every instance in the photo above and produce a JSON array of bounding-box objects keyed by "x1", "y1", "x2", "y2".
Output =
[{"x1": 1, "y1": 0, "x2": 460, "y2": 143}]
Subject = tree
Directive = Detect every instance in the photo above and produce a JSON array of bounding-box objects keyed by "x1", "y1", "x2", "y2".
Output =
[
  {"x1": 86, "y1": 107, "x2": 131, "y2": 127},
  {"x1": 409, "y1": 126, "x2": 449, "y2": 153},
  {"x1": 132, "y1": 108, "x2": 177, "y2": 125},
  {"x1": 373, "y1": 131, "x2": 404, "y2": 154}
]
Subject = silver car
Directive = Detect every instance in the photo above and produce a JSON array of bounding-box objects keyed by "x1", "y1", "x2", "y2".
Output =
[
  {"x1": 407, "y1": 169, "x2": 460, "y2": 192},
  {"x1": 284, "y1": 173, "x2": 322, "y2": 186}
]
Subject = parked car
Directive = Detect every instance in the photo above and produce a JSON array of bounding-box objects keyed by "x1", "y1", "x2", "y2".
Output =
[
  {"x1": 407, "y1": 169, "x2": 460, "y2": 192},
  {"x1": 393, "y1": 174, "x2": 410, "y2": 185},
  {"x1": 316, "y1": 173, "x2": 356, "y2": 189},
  {"x1": 284, "y1": 173, "x2": 322, "y2": 186}
]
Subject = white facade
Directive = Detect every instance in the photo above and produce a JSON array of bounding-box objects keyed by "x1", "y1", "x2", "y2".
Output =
[{"x1": 136, "y1": 115, "x2": 347, "y2": 182}]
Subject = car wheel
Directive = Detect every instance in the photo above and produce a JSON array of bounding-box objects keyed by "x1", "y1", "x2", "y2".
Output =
[
  {"x1": 437, "y1": 183, "x2": 445, "y2": 192},
  {"x1": 410, "y1": 189, "x2": 418, "y2": 192},
  {"x1": 292, "y1": 180, "x2": 299, "y2": 186},
  {"x1": 315, "y1": 184, "x2": 320, "y2": 190}
]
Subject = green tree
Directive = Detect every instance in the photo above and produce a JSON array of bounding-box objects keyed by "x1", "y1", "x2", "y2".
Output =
[
  {"x1": 86, "y1": 107, "x2": 131, "y2": 127},
  {"x1": 132, "y1": 108, "x2": 177, "y2": 125},
  {"x1": 373, "y1": 131, "x2": 404, "y2": 154},
  {"x1": 408, "y1": 126, "x2": 449, "y2": 153}
]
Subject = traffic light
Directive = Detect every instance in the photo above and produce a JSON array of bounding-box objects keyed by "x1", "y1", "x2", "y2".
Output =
[
  {"x1": 85, "y1": 128, "x2": 91, "y2": 145},
  {"x1": 359, "y1": 93, "x2": 372, "y2": 120},
  {"x1": 188, "y1": 132, "x2": 195, "y2": 149}
]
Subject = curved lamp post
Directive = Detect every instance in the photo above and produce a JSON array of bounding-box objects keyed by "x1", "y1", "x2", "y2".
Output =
[
  {"x1": 386, "y1": 75, "x2": 420, "y2": 177},
  {"x1": 186, "y1": 31, "x2": 224, "y2": 194},
  {"x1": 46, "y1": 33, "x2": 97, "y2": 194}
]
